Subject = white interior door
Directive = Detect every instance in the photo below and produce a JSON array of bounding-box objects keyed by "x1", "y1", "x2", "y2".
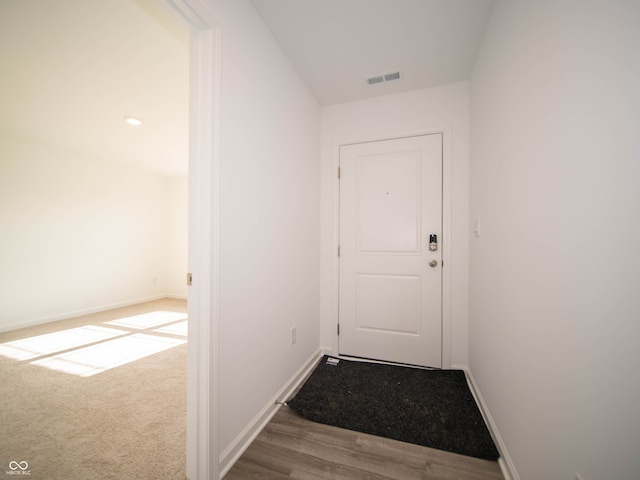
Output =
[{"x1": 338, "y1": 134, "x2": 443, "y2": 367}]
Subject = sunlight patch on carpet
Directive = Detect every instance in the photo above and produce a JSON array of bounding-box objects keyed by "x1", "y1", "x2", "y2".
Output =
[
  {"x1": 0, "y1": 325, "x2": 127, "y2": 361},
  {"x1": 154, "y1": 320, "x2": 188, "y2": 336},
  {"x1": 31, "y1": 333, "x2": 186, "y2": 377},
  {"x1": 1, "y1": 310, "x2": 188, "y2": 376},
  {"x1": 105, "y1": 311, "x2": 187, "y2": 329}
]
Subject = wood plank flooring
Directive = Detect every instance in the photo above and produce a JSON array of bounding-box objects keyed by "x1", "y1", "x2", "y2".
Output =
[{"x1": 223, "y1": 406, "x2": 504, "y2": 480}]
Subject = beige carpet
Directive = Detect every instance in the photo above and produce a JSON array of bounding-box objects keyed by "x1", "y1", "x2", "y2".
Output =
[{"x1": 0, "y1": 298, "x2": 187, "y2": 480}]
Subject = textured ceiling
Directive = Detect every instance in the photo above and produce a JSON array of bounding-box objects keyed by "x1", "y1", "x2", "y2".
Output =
[
  {"x1": 250, "y1": 0, "x2": 495, "y2": 106},
  {"x1": 0, "y1": 0, "x2": 190, "y2": 176}
]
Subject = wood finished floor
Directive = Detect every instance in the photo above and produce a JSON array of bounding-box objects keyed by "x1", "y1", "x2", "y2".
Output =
[{"x1": 224, "y1": 406, "x2": 504, "y2": 480}]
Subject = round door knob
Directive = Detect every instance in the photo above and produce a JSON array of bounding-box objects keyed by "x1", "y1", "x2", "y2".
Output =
[{"x1": 429, "y1": 260, "x2": 438, "y2": 268}]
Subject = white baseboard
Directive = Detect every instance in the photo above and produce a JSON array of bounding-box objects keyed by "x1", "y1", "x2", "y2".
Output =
[
  {"x1": 458, "y1": 366, "x2": 520, "y2": 480},
  {"x1": 218, "y1": 349, "x2": 323, "y2": 478},
  {"x1": 0, "y1": 294, "x2": 183, "y2": 333},
  {"x1": 166, "y1": 294, "x2": 188, "y2": 300}
]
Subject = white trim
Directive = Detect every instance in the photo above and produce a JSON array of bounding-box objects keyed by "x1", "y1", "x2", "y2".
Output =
[
  {"x1": 162, "y1": 1, "x2": 221, "y2": 479},
  {"x1": 459, "y1": 366, "x2": 520, "y2": 480},
  {"x1": 330, "y1": 126, "x2": 453, "y2": 369},
  {"x1": 165, "y1": 294, "x2": 188, "y2": 301},
  {"x1": 440, "y1": 127, "x2": 452, "y2": 369},
  {"x1": 218, "y1": 350, "x2": 323, "y2": 478},
  {"x1": 0, "y1": 295, "x2": 173, "y2": 333}
]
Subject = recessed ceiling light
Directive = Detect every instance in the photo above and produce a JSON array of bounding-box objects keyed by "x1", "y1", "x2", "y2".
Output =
[{"x1": 124, "y1": 116, "x2": 143, "y2": 126}]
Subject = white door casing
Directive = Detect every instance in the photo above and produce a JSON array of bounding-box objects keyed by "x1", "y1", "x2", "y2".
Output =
[
  {"x1": 338, "y1": 134, "x2": 443, "y2": 367},
  {"x1": 161, "y1": 1, "x2": 220, "y2": 479}
]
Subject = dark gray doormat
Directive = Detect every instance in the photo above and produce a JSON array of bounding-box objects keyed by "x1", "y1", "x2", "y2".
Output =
[{"x1": 287, "y1": 355, "x2": 499, "y2": 460}]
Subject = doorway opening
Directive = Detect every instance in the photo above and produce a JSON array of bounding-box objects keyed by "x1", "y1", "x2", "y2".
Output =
[{"x1": 160, "y1": 1, "x2": 221, "y2": 478}]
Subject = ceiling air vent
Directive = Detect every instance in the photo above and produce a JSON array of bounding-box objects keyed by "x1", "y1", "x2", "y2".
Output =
[{"x1": 366, "y1": 70, "x2": 403, "y2": 86}]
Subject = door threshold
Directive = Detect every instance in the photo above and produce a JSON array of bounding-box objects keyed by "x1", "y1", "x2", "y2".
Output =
[{"x1": 335, "y1": 354, "x2": 442, "y2": 371}]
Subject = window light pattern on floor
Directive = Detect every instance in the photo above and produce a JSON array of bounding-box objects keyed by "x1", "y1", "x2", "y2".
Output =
[
  {"x1": 32, "y1": 333, "x2": 185, "y2": 377},
  {"x1": 0, "y1": 325, "x2": 127, "y2": 361},
  {"x1": 154, "y1": 321, "x2": 188, "y2": 337},
  {"x1": 0, "y1": 311, "x2": 187, "y2": 377},
  {"x1": 105, "y1": 311, "x2": 187, "y2": 329}
]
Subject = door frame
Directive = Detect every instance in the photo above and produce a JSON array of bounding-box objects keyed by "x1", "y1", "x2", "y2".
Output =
[
  {"x1": 162, "y1": 1, "x2": 220, "y2": 479},
  {"x1": 331, "y1": 127, "x2": 452, "y2": 368}
]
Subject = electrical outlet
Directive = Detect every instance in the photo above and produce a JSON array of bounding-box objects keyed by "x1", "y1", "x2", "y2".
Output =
[{"x1": 291, "y1": 326, "x2": 296, "y2": 345}]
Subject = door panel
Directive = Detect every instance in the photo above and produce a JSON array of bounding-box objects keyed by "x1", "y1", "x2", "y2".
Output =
[
  {"x1": 339, "y1": 134, "x2": 442, "y2": 367},
  {"x1": 357, "y1": 152, "x2": 420, "y2": 253},
  {"x1": 356, "y1": 274, "x2": 421, "y2": 335}
]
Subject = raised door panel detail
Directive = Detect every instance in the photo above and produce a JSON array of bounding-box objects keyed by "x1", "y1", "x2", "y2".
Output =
[
  {"x1": 356, "y1": 274, "x2": 421, "y2": 335},
  {"x1": 357, "y1": 151, "x2": 421, "y2": 254}
]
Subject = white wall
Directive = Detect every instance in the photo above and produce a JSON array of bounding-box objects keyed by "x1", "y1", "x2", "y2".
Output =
[
  {"x1": 0, "y1": 132, "x2": 178, "y2": 331},
  {"x1": 203, "y1": 0, "x2": 321, "y2": 456},
  {"x1": 321, "y1": 82, "x2": 470, "y2": 367},
  {"x1": 165, "y1": 175, "x2": 188, "y2": 298},
  {"x1": 469, "y1": 1, "x2": 640, "y2": 479}
]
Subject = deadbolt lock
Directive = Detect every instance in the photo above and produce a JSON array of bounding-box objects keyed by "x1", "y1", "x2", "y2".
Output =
[{"x1": 429, "y1": 234, "x2": 438, "y2": 251}]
